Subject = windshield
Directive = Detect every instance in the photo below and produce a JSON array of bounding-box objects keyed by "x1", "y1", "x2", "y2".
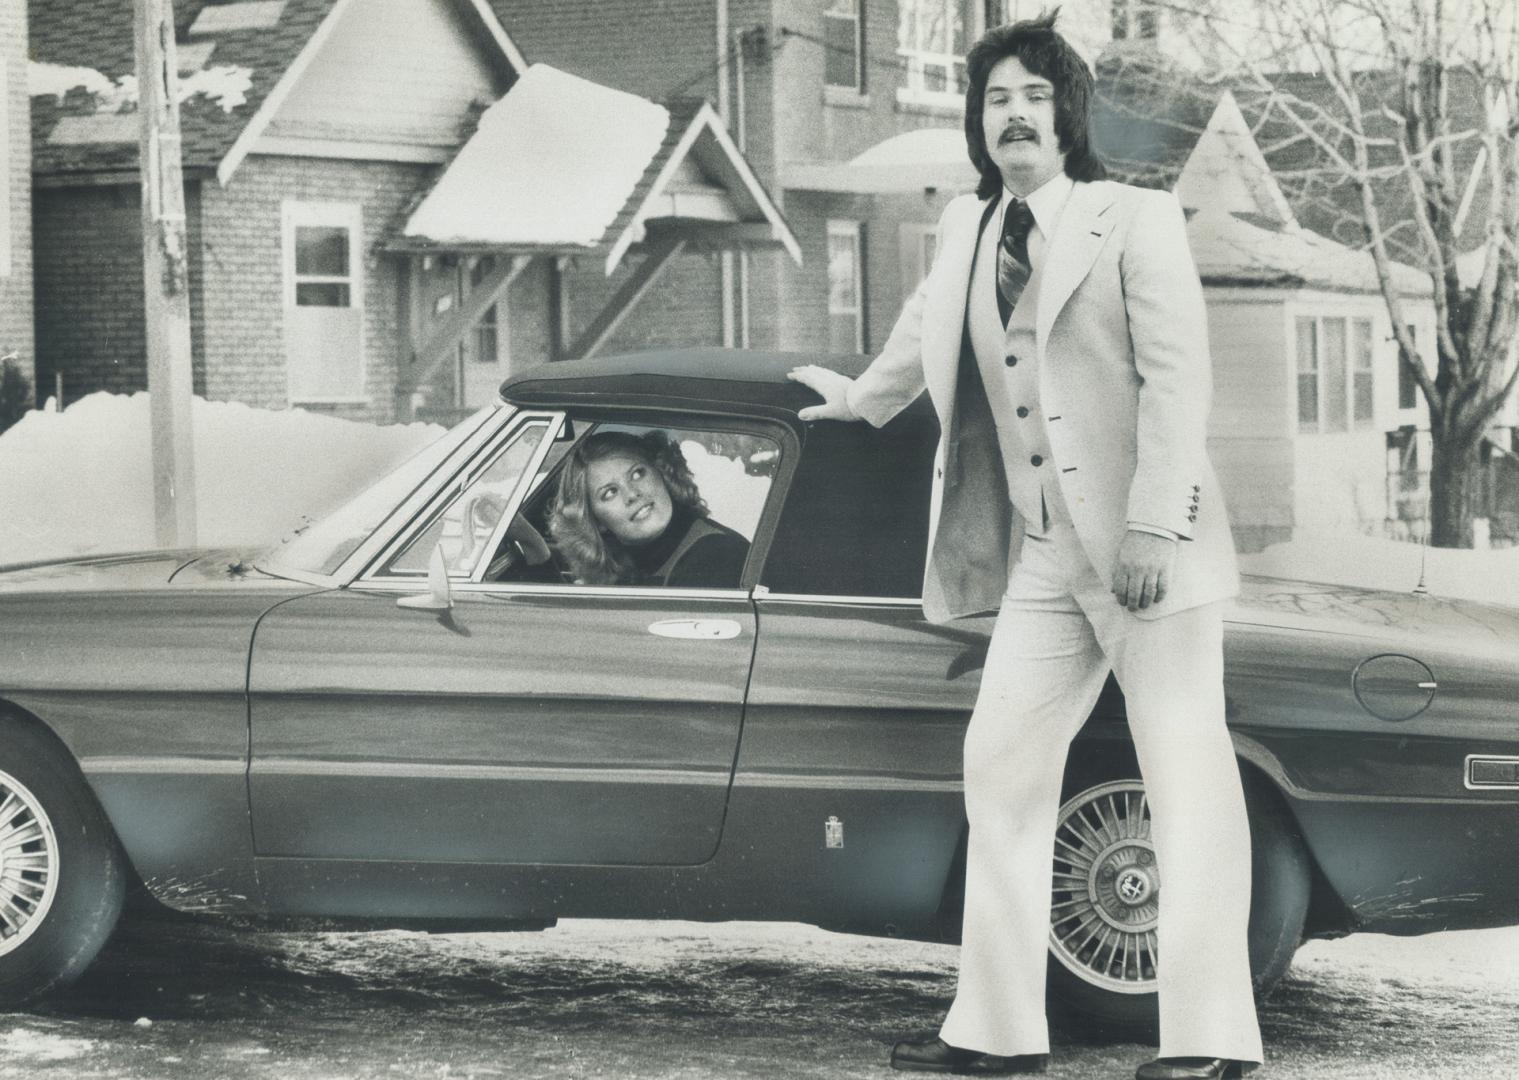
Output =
[{"x1": 258, "y1": 406, "x2": 500, "y2": 579}]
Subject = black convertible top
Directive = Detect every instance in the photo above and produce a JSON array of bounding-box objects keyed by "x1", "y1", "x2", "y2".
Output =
[
  {"x1": 501, "y1": 347, "x2": 938, "y2": 600},
  {"x1": 499, "y1": 349, "x2": 876, "y2": 424}
]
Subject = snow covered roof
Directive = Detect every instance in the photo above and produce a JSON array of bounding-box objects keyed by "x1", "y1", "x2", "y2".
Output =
[
  {"x1": 27, "y1": 0, "x2": 524, "y2": 182},
  {"x1": 1189, "y1": 205, "x2": 1431, "y2": 295},
  {"x1": 396, "y1": 65, "x2": 800, "y2": 273},
  {"x1": 782, "y1": 129, "x2": 978, "y2": 194}
]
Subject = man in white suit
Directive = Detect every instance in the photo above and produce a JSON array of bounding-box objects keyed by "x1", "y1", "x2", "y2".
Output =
[{"x1": 790, "y1": 14, "x2": 1263, "y2": 1080}]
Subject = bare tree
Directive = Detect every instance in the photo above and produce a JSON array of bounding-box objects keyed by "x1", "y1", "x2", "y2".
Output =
[{"x1": 1180, "y1": 0, "x2": 1519, "y2": 547}]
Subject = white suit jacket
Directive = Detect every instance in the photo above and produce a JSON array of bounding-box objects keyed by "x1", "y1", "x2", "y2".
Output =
[{"x1": 846, "y1": 179, "x2": 1238, "y2": 623}]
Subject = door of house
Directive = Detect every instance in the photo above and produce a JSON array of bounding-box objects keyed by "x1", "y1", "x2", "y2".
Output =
[{"x1": 461, "y1": 256, "x2": 509, "y2": 407}]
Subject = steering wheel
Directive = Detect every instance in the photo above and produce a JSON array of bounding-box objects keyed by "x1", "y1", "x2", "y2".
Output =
[{"x1": 484, "y1": 515, "x2": 552, "y2": 580}]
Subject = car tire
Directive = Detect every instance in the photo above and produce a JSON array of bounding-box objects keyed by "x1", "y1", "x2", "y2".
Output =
[
  {"x1": 0, "y1": 717, "x2": 126, "y2": 1006},
  {"x1": 1044, "y1": 760, "x2": 1311, "y2": 1039}
]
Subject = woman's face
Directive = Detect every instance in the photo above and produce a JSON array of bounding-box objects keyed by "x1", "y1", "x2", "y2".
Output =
[{"x1": 584, "y1": 451, "x2": 674, "y2": 546}]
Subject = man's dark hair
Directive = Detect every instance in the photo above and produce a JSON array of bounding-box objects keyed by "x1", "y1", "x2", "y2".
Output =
[{"x1": 964, "y1": 9, "x2": 1106, "y2": 199}]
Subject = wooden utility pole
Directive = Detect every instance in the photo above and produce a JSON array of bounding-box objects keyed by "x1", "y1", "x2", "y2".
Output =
[{"x1": 136, "y1": 0, "x2": 197, "y2": 547}]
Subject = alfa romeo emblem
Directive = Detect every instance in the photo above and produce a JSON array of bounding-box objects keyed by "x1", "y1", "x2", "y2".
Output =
[{"x1": 1117, "y1": 869, "x2": 1149, "y2": 904}]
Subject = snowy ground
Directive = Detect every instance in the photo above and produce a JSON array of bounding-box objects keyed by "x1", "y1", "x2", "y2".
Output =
[{"x1": 1, "y1": 916, "x2": 1516, "y2": 1079}]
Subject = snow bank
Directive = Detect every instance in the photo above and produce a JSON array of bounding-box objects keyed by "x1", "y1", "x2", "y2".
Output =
[
  {"x1": 1238, "y1": 531, "x2": 1519, "y2": 608},
  {"x1": 0, "y1": 393, "x2": 443, "y2": 565}
]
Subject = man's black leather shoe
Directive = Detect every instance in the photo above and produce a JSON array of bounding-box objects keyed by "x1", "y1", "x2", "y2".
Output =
[
  {"x1": 889, "y1": 1035, "x2": 1049, "y2": 1075},
  {"x1": 1134, "y1": 1057, "x2": 1258, "y2": 1080}
]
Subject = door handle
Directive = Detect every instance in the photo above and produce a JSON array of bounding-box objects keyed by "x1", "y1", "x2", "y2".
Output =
[{"x1": 648, "y1": 619, "x2": 743, "y2": 641}]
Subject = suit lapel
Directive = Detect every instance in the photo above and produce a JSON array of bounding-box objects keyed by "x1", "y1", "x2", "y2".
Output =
[{"x1": 1036, "y1": 182, "x2": 1117, "y2": 356}]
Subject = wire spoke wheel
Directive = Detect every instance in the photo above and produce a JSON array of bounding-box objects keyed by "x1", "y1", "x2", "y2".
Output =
[
  {"x1": 0, "y1": 770, "x2": 61, "y2": 958},
  {"x1": 1049, "y1": 779, "x2": 1158, "y2": 995}
]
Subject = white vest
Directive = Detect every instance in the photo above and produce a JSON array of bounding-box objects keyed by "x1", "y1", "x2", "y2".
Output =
[{"x1": 966, "y1": 211, "x2": 1072, "y2": 533}]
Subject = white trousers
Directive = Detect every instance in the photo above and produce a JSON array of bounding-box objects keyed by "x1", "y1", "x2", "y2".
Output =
[{"x1": 938, "y1": 522, "x2": 1263, "y2": 1064}]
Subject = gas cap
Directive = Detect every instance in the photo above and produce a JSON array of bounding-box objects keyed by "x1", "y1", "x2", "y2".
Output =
[{"x1": 1352, "y1": 653, "x2": 1437, "y2": 721}]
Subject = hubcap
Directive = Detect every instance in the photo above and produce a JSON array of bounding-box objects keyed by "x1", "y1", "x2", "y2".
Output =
[
  {"x1": 0, "y1": 770, "x2": 60, "y2": 957},
  {"x1": 1049, "y1": 780, "x2": 1159, "y2": 995}
]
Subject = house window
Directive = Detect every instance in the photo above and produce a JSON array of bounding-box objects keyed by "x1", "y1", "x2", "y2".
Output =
[
  {"x1": 897, "y1": 0, "x2": 976, "y2": 103},
  {"x1": 1398, "y1": 325, "x2": 1418, "y2": 410},
  {"x1": 1352, "y1": 318, "x2": 1374, "y2": 428},
  {"x1": 824, "y1": 0, "x2": 865, "y2": 91},
  {"x1": 827, "y1": 220, "x2": 865, "y2": 353},
  {"x1": 470, "y1": 257, "x2": 499, "y2": 366},
  {"x1": 899, "y1": 223, "x2": 938, "y2": 302},
  {"x1": 1296, "y1": 318, "x2": 1319, "y2": 430},
  {"x1": 283, "y1": 201, "x2": 365, "y2": 403},
  {"x1": 1296, "y1": 314, "x2": 1374, "y2": 433}
]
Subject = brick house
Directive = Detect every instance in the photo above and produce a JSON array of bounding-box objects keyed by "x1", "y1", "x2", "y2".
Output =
[
  {"x1": 28, "y1": 0, "x2": 795, "y2": 422},
  {"x1": 0, "y1": 0, "x2": 33, "y2": 412}
]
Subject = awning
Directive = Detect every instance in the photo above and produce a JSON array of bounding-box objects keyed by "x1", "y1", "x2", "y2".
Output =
[
  {"x1": 393, "y1": 64, "x2": 800, "y2": 273},
  {"x1": 782, "y1": 128, "x2": 978, "y2": 194}
]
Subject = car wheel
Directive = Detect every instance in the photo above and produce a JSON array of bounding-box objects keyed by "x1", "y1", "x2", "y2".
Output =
[
  {"x1": 1044, "y1": 767, "x2": 1311, "y2": 1038},
  {"x1": 0, "y1": 718, "x2": 126, "y2": 1006}
]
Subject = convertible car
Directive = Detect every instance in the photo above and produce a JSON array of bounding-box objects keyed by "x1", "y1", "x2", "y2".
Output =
[{"x1": 2, "y1": 349, "x2": 1517, "y2": 1032}]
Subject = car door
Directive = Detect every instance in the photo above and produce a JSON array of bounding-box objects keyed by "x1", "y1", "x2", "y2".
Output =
[
  {"x1": 733, "y1": 403, "x2": 989, "y2": 926},
  {"x1": 246, "y1": 411, "x2": 778, "y2": 869}
]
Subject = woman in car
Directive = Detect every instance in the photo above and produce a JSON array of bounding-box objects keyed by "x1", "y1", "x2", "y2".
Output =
[{"x1": 548, "y1": 430, "x2": 750, "y2": 588}]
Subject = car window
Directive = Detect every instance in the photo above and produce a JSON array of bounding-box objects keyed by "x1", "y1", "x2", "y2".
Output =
[
  {"x1": 381, "y1": 419, "x2": 551, "y2": 579},
  {"x1": 491, "y1": 419, "x2": 781, "y2": 590},
  {"x1": 262, "y1": 404, "x2": 499, "y2": 578}
]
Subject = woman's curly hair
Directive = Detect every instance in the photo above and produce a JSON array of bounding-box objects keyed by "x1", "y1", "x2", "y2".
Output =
[{"x1": 547, "y1": 430, "x2": 709, "y2": 585}]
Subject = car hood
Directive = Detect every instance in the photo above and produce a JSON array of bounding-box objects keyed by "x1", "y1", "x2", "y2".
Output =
[{"x1": 0, "y1": 548, "x2": 289, "y2": 592}]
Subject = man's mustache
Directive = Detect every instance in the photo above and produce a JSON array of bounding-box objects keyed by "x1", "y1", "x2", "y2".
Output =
[{"x1": 998, "y1": 124, "x2": 1039, "y2": 146}]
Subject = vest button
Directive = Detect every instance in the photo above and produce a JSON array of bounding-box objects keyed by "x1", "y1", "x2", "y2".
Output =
[
  {"x1": 1030, "y1": 454, "x2": 1043, "y2": 466},
  {"x1": 1016, "y1": 406, "x2": 1029, "y2": 418},
  {"x1": 1005, "y1": 354, "x2": 1018, "y2": 366}
]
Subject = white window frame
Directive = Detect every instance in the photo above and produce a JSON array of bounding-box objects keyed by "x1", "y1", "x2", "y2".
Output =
[
  {"x1": 896, "y1": 0, "x2": 983, "y2": 111},
  {"x1": 282, "y1": 200, "x2": 366, "y2": 404},
  {"x1": 827, "y1": 220, "x2": 865, "y2": 353},
  {"x1": 1294, "y1": 312, "x2": 1375, "y2": 434}
]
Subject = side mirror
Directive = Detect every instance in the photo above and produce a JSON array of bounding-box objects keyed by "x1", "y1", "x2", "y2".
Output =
[{"x1": 397, "y1": 544, "x2": 454, "y2": 611}]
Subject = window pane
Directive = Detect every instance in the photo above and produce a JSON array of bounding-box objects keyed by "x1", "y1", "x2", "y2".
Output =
[
  {"x1": 824, "y1": 1, "x2": 861, "y2": 88},
  {"x1": 295, "y1": 226, "x2": 349, "y2": 277},
  {"x1": 1399, "y1": 325, "x2": 1418, "y2": 409},
  {"x1": 1296, "y1": 317, "x2": 1318, "y2": 429},
  {"x1": 1352, "y1": 319, "x2": 1374, "y2": 426},
  {"x1": 950, "y1": 0, "x2": 971, "y2": 54},
  {"x1": 828, "y1": 233, "x2": 859, "y2": 311},
  {"x1": 386, "y1": 422, "x2": 547, "y2": 577},
  {"x1": 296, "y1": 282, "x2": 351, "y2": 307},
  {"x1": 1322, "y1": 318, "x2": 1348, "y2": 433}
]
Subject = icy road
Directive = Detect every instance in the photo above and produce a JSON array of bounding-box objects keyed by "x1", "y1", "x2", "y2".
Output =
[{"x1": 4, "y1": 914, "x2": 1517, "y2": 1079}]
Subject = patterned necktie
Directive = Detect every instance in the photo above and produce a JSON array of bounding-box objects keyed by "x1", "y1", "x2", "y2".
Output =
[{"x1": 996, "y1": 198, "x2": 1035, "y2": 327}]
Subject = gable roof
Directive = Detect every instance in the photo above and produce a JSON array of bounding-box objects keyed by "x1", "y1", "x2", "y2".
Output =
[
  {"x1": 395, "y1": 65, "x2": 800, "y2": 272},
  {"x1": 1092, "y1": 53, "x2": 1223, "y2": 191},
  {"x1": 1236, "y1": 66, "x2": 1492, "y2": 261},
  {"x1": 28, "y1": 0, "x2": 523, "y2": 183}
]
